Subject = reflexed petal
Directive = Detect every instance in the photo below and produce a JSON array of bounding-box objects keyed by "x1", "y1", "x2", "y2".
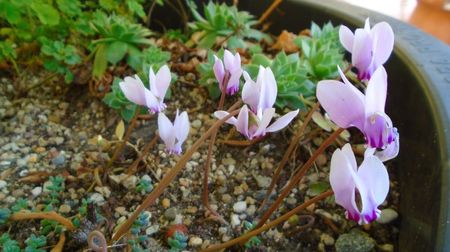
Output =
[
  {"x1": 364, "y1": 18, "x2": 371, "y2": 32},
  {"x1": 149, "y1": 68, "x2": 156, "y2": 96},
  {"x1": 329, "y1": 146, "x2": 360, "y2": 219},
  {"x1": 223, "y1": 49, "x2": 234, "y2": 71},
  {"x1": 213, "y1": 56, "x2": 225, "y2": 88},
  {"x1": 235, "y1": 105, "x2": 249, "y2": 138},
  {"x1": 174, "y1": 111, "x2": 190, "y2": 145},
  {"x1": 339, "y1": 25, "x2": 354, "y2": 52},
  {"x1": 226, "y1": 69, "x2": 242, "y2": 95},
  {"x1": 365, "y1": 66, "x2": 387, "y2": 116},
  {"x1": 154, "y1": 65, "x2": 171, "y2": 99},
  {"x1": 338, "y1": 66, "x2": 365, "y2": 102},
  {"x1": 254, "y1": 108, "x2": 275, "y2": 137},
  {"x1": 371, "y1": 22, "x2": 394, "y2": 66},
  {"x1": 260, "y1": 67, "x2": 277, "y2": 110},
  {"x1": 214, "y1": 110, "x2": 238, "y2": 125},
  {"x1": 357, "y1": 154, "x2": 390, "y2": 222},
  {"x1": 158, "y1": 112, "x2": 176, "y2": 150},
  {"x1": 119, "y1": 76, "x2": 147, "y2": 106},
  {"x1": 266, "y1": 109, "x2": 299, "y2": 133},
  {"x1": 242, "y1": 72, "x2": 260, "y2": 112},
  {"x1": 341, "y1": 143, "x2": 358, "y2": 172},
  {"x1": 317, "y1": 80, "x2": 365, "y2": 130},
  {"x1": 352, "y1": 29, "x2": 373, "y2": 72}
]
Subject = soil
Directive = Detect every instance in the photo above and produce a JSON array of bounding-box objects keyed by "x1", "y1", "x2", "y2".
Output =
[{"x1": 0, "y1": 40, "x2": 399, "y2": 252}]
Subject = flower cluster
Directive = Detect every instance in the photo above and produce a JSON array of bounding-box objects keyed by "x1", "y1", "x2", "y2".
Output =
[
  {"x1": 214, "y1": 66, "x2": 299, "y2": 140},
  {"x1": 119, "y1": 65, "x2": 190, "y2": 155},
  {"x1": 318, "y1": 19, "x2": 399, "y2": 224}
]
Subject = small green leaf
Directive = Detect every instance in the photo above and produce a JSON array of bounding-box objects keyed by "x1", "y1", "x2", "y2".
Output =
[
  {"x1": 105, "y1": 41, "x2": 128, "y2": 65},
  {"x1": 307, "y1": 181, "x2": 330, "y2": 197},
  {"x1": 31, "y1": 3, "x2": 60, "y2": 26},
  {"x1": 93, "y1": 44, "x2": 108, "y2": 78}
]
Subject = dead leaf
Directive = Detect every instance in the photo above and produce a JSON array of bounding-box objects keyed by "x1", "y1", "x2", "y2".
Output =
[
  {"x1": 272, "y1": 30, "x2": 299, "y2": 53},
  {"x1": 115, "y1": 120, "x2": 125, "y2": 141}
]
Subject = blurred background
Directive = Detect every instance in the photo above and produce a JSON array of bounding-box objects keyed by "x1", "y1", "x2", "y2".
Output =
[{"x1": 338, "y1": 0, "x2": 450, "y2": 44}]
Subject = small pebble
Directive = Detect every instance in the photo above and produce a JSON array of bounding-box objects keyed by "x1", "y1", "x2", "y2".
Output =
[
  {"x1": 230, "y1": 214, "x2": 240, "y2": 227},
  {"x1": 377, "y1": 208, "x2": 398, "y2": 224},
  {"x1": 146, "y1": 225, "x2": 160, "y2": 236},
  {"x1": 221, "y1": 194, "x2": 232, "y2": 204},
  {"x1": 162, "y1": 198, "x2": 171, "y2": 209},
  {"x1": 90, "y1": 193, "x2": 105, "y2": 205},
  {"x1": 378, "y1": 243, "x2": 394, "y2": 252},
  {"x1": 0, "y1": 180, "x2": 6, "y2": 190},
  {"x1": 233, "y1": 201, "x2": 247, "y2": 213},
  {"x1": 58, "y1": 204, "x2": 71, "y2": 214},
  {"x1": 31, "y1": 187, "x2": 42, "y2": 197},
  {"x1": 189, "y1": 236, "x2": 203, "y2": 247},
  {"x1": 164, "y1": 207, "x2": 178, "y2": 220},
  {"x1": 321, "y1": 233, "x2": 335, "y2": 246}
]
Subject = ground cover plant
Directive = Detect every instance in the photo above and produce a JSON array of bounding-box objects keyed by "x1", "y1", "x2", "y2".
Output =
[{"x1": 0, "y1": 1, "x2": 400, "y2": 251}]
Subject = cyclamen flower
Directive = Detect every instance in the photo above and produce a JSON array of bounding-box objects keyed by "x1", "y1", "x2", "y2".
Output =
[
  {"x1": 157, "y1": 110, "x2": 190, "y2": 155},
  {"x1": 330, "y1": 144, "x2": 389, "y2": 224},
  {"x1": 317, "y1": 66, "x2": 399, "y2": 161},
  {"x1": 213, "y1": 50, "x2": 243, "y2": 95},
  {"x1": 339, "y1": 18, "x2": 394, "y2": 80},
  {"x1": 119, "y1": 65, "x2": 171, "y2": 113},
  {"x1": 214, "y1": 105, "x2": 299, "y2": 140},
  {"x1": 242, "y1": 66, "x2": 277, "y2": 113}
]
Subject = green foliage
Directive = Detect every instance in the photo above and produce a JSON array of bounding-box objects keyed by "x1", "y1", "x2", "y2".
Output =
[
  {"x1": 0, "y1": 40, "x2": 17, "y2": 62},
  {"x1": 24, "y1": 235, "x2": 46, "y2": 252},
  {"x1": 0, "y1": 208, "x2": 11, "y2": 225},
  {"x1": 127, "y1": 212, "x2": 150, "y2": 251},
  {"x1": 129, "y1": 46, "x2": 171, "y2": 73},
  {"x1": 0, "y1": 234, "x2": 20, "y2": 252},
  {"x1": 11, "y1": 198, "x2": 28, "y2": 212},
  {"x1": 294, "y1": 22, "x2": 346, "y2": 80},
  {"x1": 307, "y1": 181, "x2": 330, "y2": 196},
  {"x1": 165, "y1": 29, "x2": 189, "y2": 43},
  {"x1": 45, "y1": 176, "x2": 64, "y2": 205},
  {"x1": 168, "y1": 232, "x2": 188, "y2": 252},
  {"x1": 187, "y1": 1, "x2": 269, "y2": 49},
  {"x1": 40, "y1": 38, "x2": 81, "y2": 83},
  {"x1": 90, "y1": 11, "x2": 153, "y2": 77},
  {"x1": 196, "y1": 49, "x2": 224, "y2": 99},
  {"x1": 245, "y1": 51, "x2": 315, "y2": 110}
]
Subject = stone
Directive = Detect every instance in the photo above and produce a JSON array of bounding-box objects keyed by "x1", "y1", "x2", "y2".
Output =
[
  {"x1": 162, "y1": 198, "x2": 171, "y2": 209},
  {"x1": 377, "y1": 208, "x2": 398, "y2": 224},
  {"x1": 58, "y1": 204, "x2": 71, "y2": 214},
  {"x1": 164, "y1": 207, "x2": 178, "y2": 220},
  {"x1": 0, "y1": 180, "x2": 6, "y2": 190},
  {"x1": 146, "y1": 225, "x2": 160, "y2": 236},
  {"x1": 321, "y1": 233, "x2": 335, "y2": 246},
  {"x1": 335, "y1": 230, "x2": 375, "y2": 252},
  {"x1": 89, "y1": 193, "x2": 106, "y2": 205},
  {"x1": 254, "y1": 175, "x2": 271, "y2": 189},
  {"x1": 378, "y1": 243, "x2": 394, "y2": 252},
  {"x1": 233, "y1": 201, "x2": 247, "y2": 213},
  {"x1": 189, "y1": 236, "x2": 203, "y2": 247},
  {"x1": 221, "y1": 194, "x2": 232, "y2": 204},
  {"x1": 230, "y1": 214, "x2": 240, "y2": 227},
  {"x1": 31, "y1": 187, "x2": 42, "y2": 197}
]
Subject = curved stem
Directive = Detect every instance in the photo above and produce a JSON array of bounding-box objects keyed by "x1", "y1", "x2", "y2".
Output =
[
  {"x1": 50, "y1": 232, "x2": 66, "y2": 252},
  {"x1": 201, "y1": 190, "x2": 333, "y2": 252},
  {"x1": 127, "y1": 134, "x2": 159, "y2": 175},
  {"x1": 259, "y1": 102, "x2": 320, "y2": 211},
  {"x1": 88, "y1": 230, "x2": 107, "y2": 252},
  {"x1": 256, "y1": 128, "x2": 344, "y2": 229},
  {"x1": 10, "y1": 211, "x2": 75, "y2": 231},
  {"x1": 111, "y1": 109, "x2": 241, "y2": 242}
]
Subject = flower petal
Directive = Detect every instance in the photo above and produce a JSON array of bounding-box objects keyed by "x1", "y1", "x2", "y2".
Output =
[
  {"x1": 242, "y1": 71, "x2": 260, "y2": 112},
  {"x1": 213, "y1": 56, "x2": 225, "y2": 89},
  {"x1": 254, "y1": 108, "x2": 275, "y2": 137},
  {"x1": 357, "y1": 154, "x2": 390, "y2": 222},
  {"x1": 226, "y1": 69, "x2": 242, "y2": 95},
  {"x1": 174, "y1": 111, "x2": 190, "y2": 145},
  {"x1": 371, "y1": 22, "x2": 394, "y2": 66},
  {"x1": 119, "y1": 76, "x2": 147, "y2": 106},
  {"x1": 214, "y1": 110, "x2": 238, "y2": 125},
  {"x1": 144, "y1": 88, "x2": 160, "y2": 113},
  {"x1": 158, "y1": 112, "x2": 176, "y2": 150},
  {"x1": 153, "y1": 65, "x2": 171, "y2": 99},
  {"x1": 352, "y1": 29, "x2": 373, "y2": 73},
  {"x1": 266, "y1": 109, "x2": 299, "y2": 133},
  {"x1": 260, "y1": 67, "x2": 277, "y2": 110},
  {"x1": 316, "y1": 79, "x2": 365, "y2": 130},
  {"x1": 365, "y1": 66, "x2": 388, "y2": 116},
  {"x1": 329, "y1": 145, "x2": 360, "y2": 220},
  {"x1": 375, "y1": 128, "x2": 400, "y2": 162},
  {"x1": 235, "y1": 105, "x2": 249, "y2": 138},
  {"x1": 339, "y1": 25, "x2": 354, "y2": 52}
]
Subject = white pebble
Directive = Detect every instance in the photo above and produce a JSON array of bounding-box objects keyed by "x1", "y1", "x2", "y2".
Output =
[
  {"x1": 31, "y1": 187, "x2": 42, "y2": 197},
  {"x1": 189, "y1": 236, "x2": 203, "y2": 247},
  {"x1": 233, "y1": 201, "x2": 247, "y2": 213},
  {"x1": 0, "y1": 180, "x2": 6, "y2": 189},
  {"x1": 230, "y1": 214, "x2": 240, "y2": 227}
]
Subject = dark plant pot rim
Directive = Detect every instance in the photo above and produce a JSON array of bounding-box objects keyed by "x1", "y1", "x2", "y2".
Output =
[{"x1": 237, "y1": 0, "x2": 450, "y2": 251}]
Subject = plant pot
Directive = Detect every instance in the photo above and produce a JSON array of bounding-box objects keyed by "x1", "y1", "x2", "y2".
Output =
[{"x1": 233, "y1": 0, "x2": 450, "y2": 251}]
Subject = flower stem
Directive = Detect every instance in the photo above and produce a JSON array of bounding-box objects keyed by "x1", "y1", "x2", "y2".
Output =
[
  {"x1": 111, "y1": 109, "x2": 241, "y2": 242},
  {"x1": 201, "y1": 190, "x2": 333, "y2": 252},
  {"x1": 258, "y1": 0, "x2": 283, "y2": 25},
  {"x1": 10, "y1": 211, "x2": 75, "y2": 231},
  {"x1": 50, "y1": 232, "x2": 66, "y2": 252},
  {"x1": 256, "y1": 128, "x2": 344, "y2": 229},
  {"x1": 259, "y1": 102, "x2": 320, "y2": 211}
]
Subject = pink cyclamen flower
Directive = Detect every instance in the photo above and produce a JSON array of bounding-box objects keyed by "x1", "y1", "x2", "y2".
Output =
[
  {"x1": 213, "y1": 49, "x2": 243, "y2": 95},
  {"x1": 242, "y1": 66, "x2": 277, "y2": 114},
  {"x1": 317, "y1": 66, "x2": 399, "y2": 161},
  {"x1": 330, "y1": 144, "x2": 389, "y2": 224},
  {"x1": 157, "y1": 110, "x2": 190, "y2": 155},
  {"x1": 119, "y1": 65, "x2": 171, "y2": 113},
  {"x1": 214, "y1": 105, "x2": 299, "y2": 140},
  {"x1": 339, "y1": 18, "x2": 394, "y2": 80}
]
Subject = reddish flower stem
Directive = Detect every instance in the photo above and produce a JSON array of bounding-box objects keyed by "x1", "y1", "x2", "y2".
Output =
[
  {"x1": 111, "y1": 109, "x2": 241, "y2": 242},
  {"x1": 127, "y1": 134, "x2": 159, "y2": 175},
  {"x1": 201, "y1": 190, "x2": 333, "y2": 252},
  {"x1": 259, "y1": 102, "x2": 320, "y2": 211},
  {"x1": 256, "y1": 128, "x2": 344, "y2": 229}
]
